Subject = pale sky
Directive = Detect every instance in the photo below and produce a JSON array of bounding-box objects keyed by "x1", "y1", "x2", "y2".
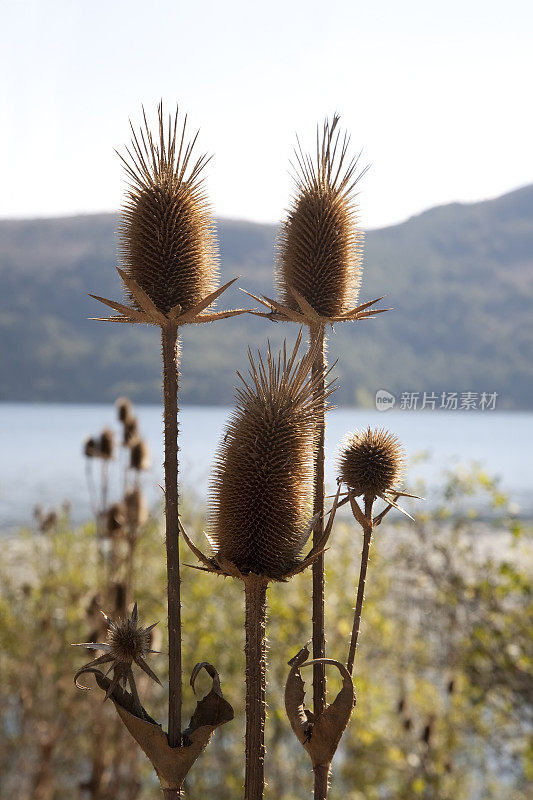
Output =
[{"x1": 1, "y1": 0, "x2": 532, "y2": 229}]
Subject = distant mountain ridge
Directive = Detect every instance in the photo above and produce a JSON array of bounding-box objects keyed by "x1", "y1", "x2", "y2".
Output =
[{"x1": 0, "y1": 185, "x2": 532, "y2": 408}]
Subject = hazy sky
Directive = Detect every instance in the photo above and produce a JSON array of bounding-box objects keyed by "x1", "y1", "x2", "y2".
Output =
[{"x1": 1, "y1": 0, "x2": 532, "y2": 228}]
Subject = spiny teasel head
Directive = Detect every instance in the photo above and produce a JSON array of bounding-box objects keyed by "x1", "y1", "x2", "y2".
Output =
[
  {"x1": 124, "y1": 487, "x2": 148, "y2": 528},
  {"x1": 338, "y1": 427, "x2": 404, "y2": 499},
  {"x1": 123, "y1": 416, "x2": 138, "y2": 446},
  {"x1": 116, "y1": 396, "x2": 133, "y2": 424},
  {"x1": 74, "y1": 604, "x2": 161, "y2": 696},
  {"x1": 277, "y1": 115, "x2": 365, "y2": 319},
  {"x1": 84, "y1": 436, "x2": 99, "y2": 458},
  {"x1": 130, "y1": 438, "x2": 150, "y2": 471},
  {"x1": 208, "y1": 334, "x2": 333, "y2": 580},
  {"x1": 118, "y1": 103, "x2": 219, "y2": 316},
  {"x1": 99, "y1": 428, "x2": 114, "y2": 460}
]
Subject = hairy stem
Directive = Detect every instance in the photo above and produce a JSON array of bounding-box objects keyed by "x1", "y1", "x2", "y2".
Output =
[
  {"x1": 244, "y1": 575, "x2": 268, "y2": 800},
  {"x1": 347, "y1": 496, "x2": 374, "y2": 675},
  {"x1": 162, "y1": 323, "x2": 182, "y2": 747},
  {"x1": 162, "y1": 789, "x2": 182, "y2": 799},
  {"x1": 313, "y1": 763, "x2": 331, "y2": 800},
  {"x1": 310, "y1": 323, "x2": 327, "y2": 721}
]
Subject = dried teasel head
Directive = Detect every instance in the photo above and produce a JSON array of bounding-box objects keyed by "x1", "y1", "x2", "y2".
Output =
[
  {"x1": 84, "y1": 436, "x2": 100, "y2": 458},
  {"x1": 129, "y1": 438, "x2": 150, "y2": 472},
  {"x1": 208, "y1": 334, "x2": 333, "y2": 580},
  {"x1": 124, "y1": 487, "x2": 148, "y2": 528},
  {"x1": 338, "y1": 427, "x2": 404, "y2": 499},
  {"x1": 277, "y1": 115, "x2": 365, "y2": 319},
  {"x1": 123, "y1": 416, "x2": 138, "y2": 446},
  {"x1": 118, "y1": 104, "x2": 219, "y2": 316},
  {"x1": 74, "y1": 603, "x2": 161, "y2": 699},
  {"x1": 100, "y1": 428, "x2": 115, "y2": 460},
  {"x1": 116, "y1": 396, "x2": 133, "y2": 423},
  {"x1": 106, "y1": 502, "x2": 126, "y2": 537}
]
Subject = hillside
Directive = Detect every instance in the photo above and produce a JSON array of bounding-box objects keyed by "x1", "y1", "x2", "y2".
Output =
[{"x1": 0, "y1": 185, "x2": 532, "y2": 408}]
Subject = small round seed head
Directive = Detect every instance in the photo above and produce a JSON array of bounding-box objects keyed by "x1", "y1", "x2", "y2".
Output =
[
  {"x1": 124, "y1": 487, "x2": 148, "y2": 528},
  {"x1": 116, "y1": 397, "x2": 133, "y2": 423},
  {"x1": 84, "y1": 436, "x2": 99, "y2": 458},
  {"x1": 106, "y1": 502, "x2": 126, "y2": 537},
  {"x1": 129, "y1": 438, "x2": 150, "y2": 471},
  {"x1": 99, "y1": 429, "x2": 114, "y2": 460},
  {"x1": 338, "y1": 427, "x2": 404, "y2": 498},
  {"x1": 123, "y1": 416, "x2": 138, "y2": 446},
  {"x1": 277, "y1": 116, "x2": 365, "y2": 318},
  {"x1": 107, "y1": 612, "x2": 152, "y2": 665},
  {"x1": 209, "y1": 337, "x2": 330, "y2": 580},
  {"x1": 119, "y1": 104, "x2": 219, "y2": 315}
]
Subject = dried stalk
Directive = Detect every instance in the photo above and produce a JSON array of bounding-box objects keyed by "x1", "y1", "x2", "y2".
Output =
[
  {"x1": 162, "y1": 322, "x2": 182, "y2": 748},
  {"x1": 310, "y1": 323, "x2": 327, "y2": 723},
  {"x1": 347, "y1": 496, "x2": 374, "y2": 675},
  {"x1": 244, "y1": 575, "x2": 268, "y2": 800}
]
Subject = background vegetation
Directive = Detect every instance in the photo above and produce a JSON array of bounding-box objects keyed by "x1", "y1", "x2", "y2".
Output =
[
  {"x1": 1, "y1": 184, "x2": 532, "y2": 407},
  {"x1": 1, "y1": 454, "x2": 531, "y2": 799}
]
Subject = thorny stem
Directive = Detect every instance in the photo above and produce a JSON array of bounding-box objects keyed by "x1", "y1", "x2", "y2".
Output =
[
  {"x1": 347, "y1": 496, "x2": 374, "y2": 675},
  {"x1": 162, "y1": 323, "x2": 182, "y2": 748},
  {"x1": 313, "y1": 763, "x2": 331, "y2": 800},
  {"x1": 310, "y1": 324, "x2": 327, "y2": 722},
  {"x1": 244, "y1": 575, "x2": 268, "y2": 800},
  {"x1": 162, "y1": 789, "x2": 183, "y2": 799}
]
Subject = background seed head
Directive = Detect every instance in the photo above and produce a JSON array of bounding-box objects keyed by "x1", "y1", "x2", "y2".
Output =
[
  {"x1": 277, "y1": 115, "x2": 365, "y2": 318},
  {"x1": 339, "y1": 427, "x2": 404, "y2": 498},
  {"x1": 118, "y1": 105, "x2": 219, "y2": 316},
  {"x1": 99, "y1": 428, "x2": 114, "y2": 460},
  {"x1": 209, "y1": 339, "x2": 330, "y2": 580}
]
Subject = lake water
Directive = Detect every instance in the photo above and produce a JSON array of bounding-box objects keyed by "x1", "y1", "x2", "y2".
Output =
[{"x1": 0, "y1": 403, "x2": 531, "y2": 532}]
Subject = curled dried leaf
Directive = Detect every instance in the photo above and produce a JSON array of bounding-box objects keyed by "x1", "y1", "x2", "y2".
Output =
[
  {"x1": 78, "y1": 662, "x2": 233, "y2": 791},
  {"x1": 285, "y1": 648, "x2": 355, "y2": 768}
]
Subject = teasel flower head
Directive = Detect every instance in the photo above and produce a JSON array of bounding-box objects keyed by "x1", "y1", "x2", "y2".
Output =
[
  {"x1": 277, "y1": 116, "x2": 364, "y2": 319},
  {"x1": 124, "y1": 487, "x2": 148, "y2": 528},
  {"x1": 118, "y1": 104, "x2": 219, "y2": 317},
  {"x1": 84, "y1": 436, "x2": 99, "y2": 458},
  {"x1": 116, "y1": 396, "x2": 133, "y2": 423},
  {"x1": 74, "y1": 603, "x2": 161, "y2": 700},
  {"x1": 130, "y1": 437, "x2": 150, "y2": 472},
  {"x1": 123, "y1": 416, "x2": 138, "y2": 446},
  {"x1": 99, "y1": 428, "x2": 114, "y2": 460},
  {"x1": 338, "y1": 427, "x2": 404, "y2": 500},
  {"x1": 189, "y1": 333, "x2": 338, "y2": 582},
  {"x1": 105, "y1": 502, "x2": 126, "y2": 537}
]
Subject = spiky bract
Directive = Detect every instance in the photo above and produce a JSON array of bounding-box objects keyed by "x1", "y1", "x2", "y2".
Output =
[
  {"x1": 209, "y1": 336, "x2": 331, "y2": 580},
  {"x1": 339, "y1": 427, "x2": 404, "y2": 498},
  {"x1": 118, "y1": 104, "x2": 219, "y2": 316},
  {"x1": 277, "y1": 116, "x2": 365, "y2": 319}
]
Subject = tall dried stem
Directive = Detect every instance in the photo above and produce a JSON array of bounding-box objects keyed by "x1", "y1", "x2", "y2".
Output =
[
  {"x1": 162, "y1": 322, "x2": 182, "y2": 748},
  {"x1": 244, "y1": 576, "x2": 268, "y2": 800},
  {"x1": 310, "y1": 323, "x2": 327, "y2": 728},
  {"x1": 347, "y1": 496, "x2": 374, "y2": 675}
]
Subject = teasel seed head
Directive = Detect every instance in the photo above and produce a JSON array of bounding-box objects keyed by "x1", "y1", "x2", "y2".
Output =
[
  {"x1": 277, "y1": 115, "x2": 365, "y2": 319},
  {"x1": 118, "y1": 104, "x2": 219, "y2": 316},
  {"x1": 130, "y1": 438, "x2": 150, "y2": 472},
  {"x1": 124, "y1": 487, "x2": 148, "y2": 528},
  {"x1": 123, "y1": 416, "x2": 138, "y2": 446},
  {"x1": 208, "y1": 334, "x2": 332, "y2": 580},
  {"x1": 106, "y1": 502, "x2": 126, "y2": 537},
  {"x1": 338, "y1": 427, "x2": 404, "y2": 499},
  {"x1": 99, "y1": 429, "x2": 114, "y2": 460},
  {"x1": 116, "y1": 396, "x2": 133, "y2": 423},
  {"x1": 84, "y1": 436, "x2": 99, "y2": 458}
]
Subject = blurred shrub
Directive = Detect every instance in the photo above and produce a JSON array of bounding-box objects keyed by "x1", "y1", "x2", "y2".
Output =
[{"x1": 0, "y1": 468, "x2": 531, "y2": 799}]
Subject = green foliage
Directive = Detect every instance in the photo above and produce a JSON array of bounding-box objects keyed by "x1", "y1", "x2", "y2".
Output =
[
  {"x1": 0, "y1": 468, "x2": 532, "y2": 799},
  {"x1": 1, "y1": 184, "x2": 533, "y2": 406}
]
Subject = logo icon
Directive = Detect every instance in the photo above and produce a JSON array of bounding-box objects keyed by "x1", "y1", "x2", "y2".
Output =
[{"x1": 375, "y1": 389, "x2": 395, "y2": 411}]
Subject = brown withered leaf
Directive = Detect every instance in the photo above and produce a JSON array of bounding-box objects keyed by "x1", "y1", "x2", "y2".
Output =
[
  {"x1": 285, "y1": 647, "x2": 355, "y2": 768},
  {"x1": 81, "y1": 662, "x2": 233, "y2": 791}
]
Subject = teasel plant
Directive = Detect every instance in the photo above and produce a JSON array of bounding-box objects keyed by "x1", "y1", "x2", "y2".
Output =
[
  {"x1": 337, "y1": 427, "x2": 421, "y2": 674},
  {"x1": 80, "y1": 104, "x2": 246, "y2": 796},
  {"x1": 179, "y1": 334, "x2": 345, "y2": 800},
  {"x1": 243, "y1": 116, "x2": 388, "y2": 799}
]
